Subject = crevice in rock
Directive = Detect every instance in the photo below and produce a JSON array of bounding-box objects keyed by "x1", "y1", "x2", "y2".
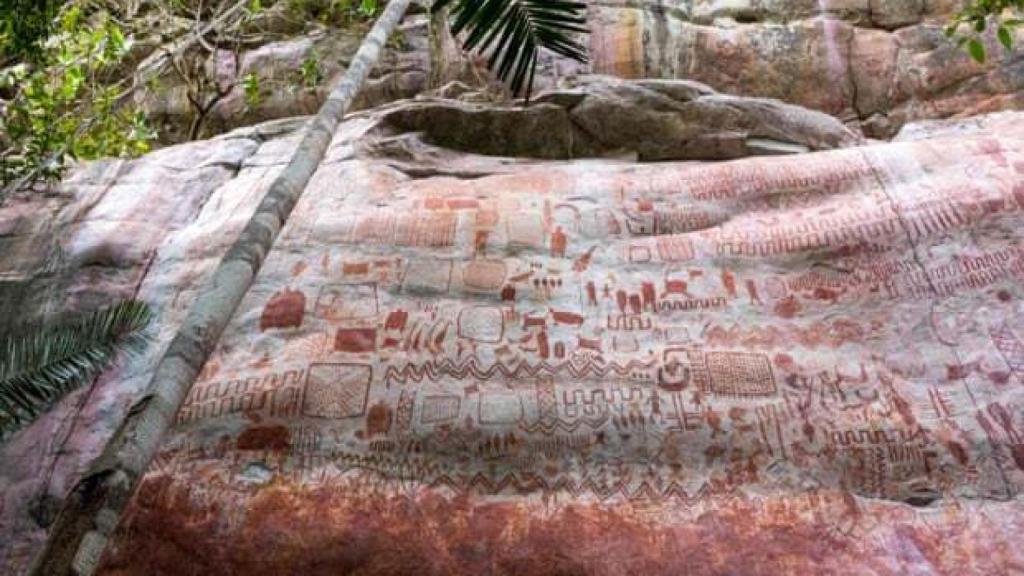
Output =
[
  {"x1": 845, "y1": 25, "x2": 865, "y2": 122},
  {"x1": 381, "y1": 162, "x2": 500, "y2": 180},
  {"x1": 857, "y1": 146, "x2": 1019, "y2": 500},
  {"x1": 375, "y1": 77, "x2": 860, "y2": 163}
]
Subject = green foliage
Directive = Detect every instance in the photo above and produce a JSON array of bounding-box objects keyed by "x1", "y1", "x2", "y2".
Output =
[
  {"x1": 387, "y1": 28, "x2": 408, "y2": 50},
  {"x1": 431, "y1": 0, "x2": 589, "y2": 101},
  {"x1": 300, "y1": 52, "x2": 324, "y2": 89},
  {"x1": 1, "y1": 7, "x2": 155, "y2": 192},
  {"x1": 359, "y1": 0, "x2": 380, "y2": 18},
  {"x1": 0, "y1": 0, "x2": 63, "y2": 63},
  {"x1": 242, "y1": 71, "x2": 262, "y2": 107},
  {"x1": 0, "y1": 299, "x2": 153, "y2": 439},
  {"x1": 287, "y1": 0, "x2": 381, "y2": 24},
  {"x1": 946, "y1": 0, "x2": 1023, "y2": 62}
]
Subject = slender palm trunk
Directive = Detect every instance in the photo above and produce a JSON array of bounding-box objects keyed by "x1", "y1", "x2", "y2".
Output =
[{"x1": 29, "y1": 1, "x2": 412, "y2": 573}]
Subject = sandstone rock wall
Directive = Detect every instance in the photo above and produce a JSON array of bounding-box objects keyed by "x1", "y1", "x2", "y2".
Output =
[
  {"x1": 576, "y1": 0, "x2": 1024, "y2": 137},
  {"x1": 2, "y1": 79, "x2": 1024, "y2": 574},
  {"x1": 86, "y1": 106, "x2": 1024, "y2": 574},
  {"x1": 0, "y1": 117, "x2": 306, "y2": 573},
  {"x1": 135, "y1": 0, "x2": 1024, "y2": 144}
]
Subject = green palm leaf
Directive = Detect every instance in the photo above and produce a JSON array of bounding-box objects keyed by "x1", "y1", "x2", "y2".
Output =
[
  {"x1": 432, "y1": 0, "x2": 589, "y2": 100},
  {"x1": 0, "y1": 299, "x2": 153, "y2": 438}
]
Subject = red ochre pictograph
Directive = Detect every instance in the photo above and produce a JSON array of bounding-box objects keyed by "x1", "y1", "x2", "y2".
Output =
[{"x1": 97, "y1": 119, "x2": 1024, "y2": 575}]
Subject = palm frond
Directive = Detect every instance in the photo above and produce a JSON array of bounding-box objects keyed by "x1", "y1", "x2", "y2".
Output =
[
  {"x1": 0, "y1": 299, "x2": 153, "y2": 438},
  {"x1": 433, "y1": 0, "x2": 589, "y2": 100}
]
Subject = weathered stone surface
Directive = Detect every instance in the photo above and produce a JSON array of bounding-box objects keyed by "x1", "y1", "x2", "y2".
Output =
[
  {"x1": 3, "y1": 85, "x2": 1024, "y2": 574},
  {"x1": 0, "y1": 119, "x2": 307, "y2": 574},
  {"x1": 94, "y1": 107, "x2": 1024, "y2": 573},
  {"x1": 562, "y1": 76, "x2": 861, "y2": 158},
  {"x1": 127, "y1": 0, "x2": 1023, "y2": 144},
  {"x1": 895, "y1": 110, "x2": 1024, "y2": 141},
  {"x1": 383, "y1": 76, "x2": 860, "y2": 160},
  {"x1": 136, "y1": 18, "x2": 429, "y2": 143},
  {"x1": 522, "y1": 1, "x2": 1024, "y2": 137}
]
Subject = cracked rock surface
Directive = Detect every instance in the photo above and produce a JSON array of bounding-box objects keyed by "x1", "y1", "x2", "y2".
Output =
[
  {"x1": 0, "y1": 117, "x2": 307, "y2": 573},
  {"x1": 384, "y1": 76, "x2": 862, "y2": 160},
  {"x1": 571, "y1": 0, "x2": 1024, "y2": 138},
  {"x1": 2, "y1": 83, "x2": 1024, "y2": 574},
  {"x1": 136, "y1": 0, "x2": 1023, "y2": 144}
]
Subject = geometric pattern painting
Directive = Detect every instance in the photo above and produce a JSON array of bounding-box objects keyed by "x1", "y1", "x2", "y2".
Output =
[
  {"x1": 86, "y1": 103, "x2": 1024, "y2": 576},
  {"x1": 302, "y1": 363, "x2": 372, "y2": 418},
  {"x1": 991, "y1": 322, "x2": 1024, "y2": 375},
  {"x1": 420, "y1": 395, "x2": 461, "y2": 424},
  {"x1": 704, "y1": 351, "x2": 777, "y2": 398}
]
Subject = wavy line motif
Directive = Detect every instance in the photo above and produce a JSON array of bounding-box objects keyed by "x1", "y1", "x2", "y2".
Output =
[
  {"x1": 383, "y1": 356, "x2": 659, "y2": 387},
  {"x1": 169, "y1": 449, "x2": 729, "y2": 503},
  {"x1": 331, "y1": 465, "x2": 725, "y2": 502}
]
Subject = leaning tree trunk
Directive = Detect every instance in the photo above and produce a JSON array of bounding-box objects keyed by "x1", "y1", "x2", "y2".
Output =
[
  {"x1": 427, "y1": 5, "x2": 452, "y2": 89},
  {"x1": 28, "y1": 0, "x2": 413, "y2": 573}
]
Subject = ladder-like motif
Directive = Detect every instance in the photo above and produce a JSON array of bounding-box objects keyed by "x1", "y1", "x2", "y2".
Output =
[{"x1": 991, "y1": 322, "x2": 1024, "y2": 375}]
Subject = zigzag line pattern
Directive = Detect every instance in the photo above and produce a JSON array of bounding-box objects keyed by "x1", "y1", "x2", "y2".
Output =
[
  {"x1": 323, "y1": 463, "x2": 728, "y2": 503},
  {"x1": 518, "y1": 418, "x2": 603, "y2": 434},
  {"x1": 169, "y1": 449, "x2": 730, "y2": 503},
  {"x1": 383, "y1": 356, "x2": 659, "y2": 387}
]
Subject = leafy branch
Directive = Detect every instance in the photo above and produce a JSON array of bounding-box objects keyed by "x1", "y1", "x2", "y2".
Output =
[
  {"x1": 0, "y1": 299, "x2": 154, "y2": 439},
  {"x1": 1, "y1": 6, "x2": 155, "y2": 195},
  {"x1": 946, "y1": 0, "x2": 1023, "y2": 62},
  {"x1": 431, "y1": 0, "x2": 589, "y2": 101}
]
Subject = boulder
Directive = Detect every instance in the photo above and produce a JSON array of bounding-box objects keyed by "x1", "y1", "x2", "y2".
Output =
[{"x1": 381, "y1": 76, "x2": 861, "y2": 160}]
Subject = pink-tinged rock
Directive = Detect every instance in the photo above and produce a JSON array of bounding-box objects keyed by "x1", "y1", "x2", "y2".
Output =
[
  {"x1": 131, "y1": 1, "x2": 1022, "y2": 145},
  {"x1": 4, "y1": 79, "x2": 1024, "y2": 574},
  {"x1": 851, "y1": 27, "x2": 898, "y2": 117},
  {"x1": 672, "y1": 19, "x2": 859, "y2": 118},
  {"x1": 4, "y1": 98, "x2": 1007, "y2": 573},
  {"x1": 521, "y1": 2, "x2": 1024, "y2": 137},
  {"x1": 0, "y1": 121, "x2": 304, "y2": 575}
]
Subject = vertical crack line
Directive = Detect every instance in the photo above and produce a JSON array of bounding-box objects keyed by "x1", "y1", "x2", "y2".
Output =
[
  {"x1": 36, "y1": 247, "x2": 161, "y2": 508},
  {"x1": 859, "y1": 148, "x2": 939, "y2": 296},
  {"x1": 845, "y1": 23, "x2": 864, "y2": 121},
  {"x1": 858, "y1": 147, "x2": 970, "y2": 392},
  {"x1": 859, "y1": 147, "x2": 1012, "y2": 499},
  {"x1": 31, "y1": 136, "x2": 262, "y2": 506}
]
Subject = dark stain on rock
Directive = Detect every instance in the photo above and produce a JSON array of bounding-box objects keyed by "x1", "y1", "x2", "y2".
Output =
[
  {"x1": 97, "y1": 476, "x2": 1018, "y2": 576},
  {"x1": 236, "y1": 425, "x2": 290, "y2": 451},
  {"x1": 366, "y1": 402, "x2": 393, "y2": 437}
]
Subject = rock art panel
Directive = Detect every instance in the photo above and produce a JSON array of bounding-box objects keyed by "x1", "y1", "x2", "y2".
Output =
[{"x1": 89, "y1": 111, "x2": 1024, "y2": 574}]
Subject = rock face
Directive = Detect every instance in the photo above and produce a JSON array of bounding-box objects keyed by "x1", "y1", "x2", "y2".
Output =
[
  {"x1": 98, "y1": 108, "x2": 1024, "y2": 575},
  {"x1": 386, "y1": 76, "x2": 862, "y2": 160},
  {"x1": 134, "y1": 0, "x2": 1024, "y2": 144},
  {"x1": 135, "y1": 20, "x2": 430, "y2": 143},
  {"x1": 2, "y1": 83, "x2": 1024, "y2": 574},
  {"x1": 573, "y1": 0, "x2": 1024, "y2": 137},
  {"x1": 0, "y1": 117, "x2": 307, "y2": 572}
]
